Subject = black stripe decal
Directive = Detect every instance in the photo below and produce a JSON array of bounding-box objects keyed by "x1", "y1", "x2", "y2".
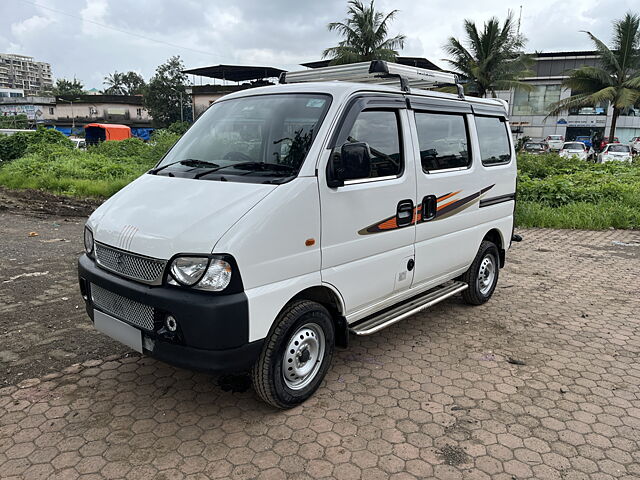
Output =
[{"x1": 479, "y1": 193, "x2": 515, "y2": 208}]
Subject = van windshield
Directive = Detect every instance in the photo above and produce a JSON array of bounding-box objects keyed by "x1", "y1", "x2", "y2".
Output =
[{"x1": 153, "y1": 93, "x2": 331, "y2": 183}]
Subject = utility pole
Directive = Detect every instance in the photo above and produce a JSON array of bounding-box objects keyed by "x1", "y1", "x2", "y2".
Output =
[
  {"x1": 517, "y1": 5, "x2": 523, "y2": 38},
  {"x1": 57, "y1": 97, "x2": 80, "y2": 132}
]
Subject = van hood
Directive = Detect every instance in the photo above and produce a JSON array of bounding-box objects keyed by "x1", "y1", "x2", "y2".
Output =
[{"x1": 90, "y1": 174, "x2": 275, "y2": 259}]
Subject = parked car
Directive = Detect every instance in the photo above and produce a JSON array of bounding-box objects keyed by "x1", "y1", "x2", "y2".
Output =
[
  {"x1": 522, "y1": 142, "x2": 548, "y2": 154},
  {"x1": 597, "y1": 143, "x2": 632, "y2": 163},
  {"x1": 575, "y1": 136, "x2": 593, "y2": 149},
  {"x1": 629, "y1": 136, "x2": 640, "y2": 154},
  {"x1": 559, "y1": 142, "x2": 590, "y2": 160},
  {"x1": 544, "y1": 135, "x2": 564, "y2": 150},
  {"x1": 69, "y1": 137, "x2": 86, "y2": 150},
  {"x1": 599, "y1": 137, "x2": 619, "y2": 151},
  {"x1": 78, "y1": 61, "x2": 517, "y2": 408}
]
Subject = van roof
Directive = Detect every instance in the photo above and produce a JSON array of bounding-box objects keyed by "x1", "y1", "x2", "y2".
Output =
[{"x1": 219, "y1": 81, "x2": 507, "y2": 113}]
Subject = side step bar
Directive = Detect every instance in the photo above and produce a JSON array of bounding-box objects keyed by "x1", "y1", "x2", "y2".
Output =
[{"x1": 349, "y1": 281, "x2": 468, "y2": 336}]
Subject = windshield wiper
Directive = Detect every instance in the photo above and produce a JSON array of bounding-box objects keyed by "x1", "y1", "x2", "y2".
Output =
[
  {"x1": 195, "y1": 161, "x2": 295, "y2": 179},
  {"x1": 150, "y1": 159, "x2": 220, "y2": 175}
]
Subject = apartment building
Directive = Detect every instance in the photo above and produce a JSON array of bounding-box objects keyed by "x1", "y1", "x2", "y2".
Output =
[{"x1": 0, "y1": 53, "x2": 53, "y2": 95}]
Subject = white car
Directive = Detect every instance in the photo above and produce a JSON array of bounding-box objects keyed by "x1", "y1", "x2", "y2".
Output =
[
  {"x1": 598, "y1": 144, "x2": 633, "y2": 163},
  {"x1": 629, "y1": 136, "x2": 640, "y2": 154},
  {"x1": 559, "y1": 142, "x2": 590, "y2": 160},
  {"x1": 545, "y1": 134, "x2": 564, "y2": 151},
  {"x1": 78, "y1": 61, "x2": 517, "y2": 408}
]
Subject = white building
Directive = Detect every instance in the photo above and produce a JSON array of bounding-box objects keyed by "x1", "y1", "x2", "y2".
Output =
[{"x1": 0, "y1": 54, "x2": 53, "y2": 96}]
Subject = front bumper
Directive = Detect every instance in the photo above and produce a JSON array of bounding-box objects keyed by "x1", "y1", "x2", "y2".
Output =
[{"x1": 78, "y1": 254, "x2": 263, "y2": 372}]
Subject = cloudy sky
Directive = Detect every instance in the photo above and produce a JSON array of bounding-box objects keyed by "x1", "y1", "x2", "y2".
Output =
[{"x1": 1, "y1": 0, "x2": 637, "y2": 89}]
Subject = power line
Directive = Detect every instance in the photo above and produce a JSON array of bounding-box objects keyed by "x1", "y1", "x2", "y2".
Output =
[{"x1": 15, "y1": 0, "x2": 229, "y2": 61}]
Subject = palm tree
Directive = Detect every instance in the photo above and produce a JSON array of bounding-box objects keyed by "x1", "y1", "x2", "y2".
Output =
[
  {"x1": 323, "y1": 0, "x2": 406, "y2": 65},
  {"x1": 548, "y1": 13, "x2": 640, "y2": 142},
  {"x1": 103, "y1": 71, "x2": 125, "y2": 95},
  {"x1": 444, "y1": 12, "x2": 532, "y2": 98}
]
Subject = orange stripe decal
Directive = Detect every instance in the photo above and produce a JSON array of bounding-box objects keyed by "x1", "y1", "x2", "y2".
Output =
[{"x1": 437, "y1": 190, "x2": 461, "y2": 203}]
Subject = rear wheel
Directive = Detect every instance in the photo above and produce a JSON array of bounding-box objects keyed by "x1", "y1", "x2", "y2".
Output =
[
  {"x1": 252, "y1": 300, "x2": 334, "y2": 409},
  {"x1": 461, "y1": 240, "x2": 500, "y2": 305}
]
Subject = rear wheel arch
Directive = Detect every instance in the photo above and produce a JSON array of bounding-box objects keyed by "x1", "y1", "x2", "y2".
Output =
[{"x1": 482, "y1": 228, "x2": 505, "y2": 267}]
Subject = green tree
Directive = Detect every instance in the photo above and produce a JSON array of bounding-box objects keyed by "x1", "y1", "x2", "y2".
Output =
[
  {"x1": 548, "y1": 13, "x2": 640, "y2": 142},
  {"x1": 444, "y1": 12, "x2": 532, "y2": 97},
  {"x1": 103, "y1": 71, "x2": 146, "y2": 95},
  {"x1": 144, "y1": 56, "x2": 189, "y2": 127},
  {"x1": 323, "y1": 0, "x2": 406, "y2": 65},
  {"x1": 52, "y1": 77, "x2": 85, "y2": 96}
]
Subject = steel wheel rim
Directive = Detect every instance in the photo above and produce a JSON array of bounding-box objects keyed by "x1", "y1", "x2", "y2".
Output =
[
  {"x1": 478, "y1": 254, "x2": 496, "y2": 295},
  {"x1": 283, "y1": 323, "x2": 325, "y2": 390}
]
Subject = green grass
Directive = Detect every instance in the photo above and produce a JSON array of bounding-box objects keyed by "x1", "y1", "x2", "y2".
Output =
[
  {"x1": 515, "y1": 153, "x2": 640, "y2": 229},
  {"x1": 0, "y1": 132, "x2": 179, "y2": 198},
  {"x1": 1, "y1": 144, "x2": 639, "y2": 230}
]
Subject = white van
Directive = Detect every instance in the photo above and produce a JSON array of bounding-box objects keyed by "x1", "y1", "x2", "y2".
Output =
[{"x1": 78, "y1": 62, "x2": 517, "y2": 408}]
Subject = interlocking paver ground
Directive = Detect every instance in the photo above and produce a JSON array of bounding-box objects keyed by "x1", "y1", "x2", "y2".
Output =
[{"x1": 1, "y1": 207, "x2": 640, "y2": 479}]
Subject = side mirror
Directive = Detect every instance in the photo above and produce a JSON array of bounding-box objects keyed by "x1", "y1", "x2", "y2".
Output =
[{"x1": 327, "y1": 142, "x2": 371, "y2": 188}]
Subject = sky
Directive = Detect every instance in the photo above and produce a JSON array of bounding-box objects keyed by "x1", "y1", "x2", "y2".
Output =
[{"x1": 1, "y1": 0, "x2": 637, "y2": 90}]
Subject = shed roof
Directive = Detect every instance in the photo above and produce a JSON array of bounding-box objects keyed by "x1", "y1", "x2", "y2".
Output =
[{"x1": 182, "y1": 64, "x2": 285, "y2": 82}]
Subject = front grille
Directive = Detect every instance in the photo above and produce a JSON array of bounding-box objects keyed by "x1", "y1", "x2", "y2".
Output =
[
  {"x1": 95, "y1": 243, "x2": 166, "y2": 285},
  {"x1": 91, "y1": 284, "x2": 155, "y2": 331}
]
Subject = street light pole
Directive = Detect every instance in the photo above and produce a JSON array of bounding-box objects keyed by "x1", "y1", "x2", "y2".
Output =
[{"x1": 57, "y1": 97, "x2": 80, "y2": 132}]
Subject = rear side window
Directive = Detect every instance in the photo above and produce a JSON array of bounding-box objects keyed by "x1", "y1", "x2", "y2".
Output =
[
  {"x1": 414, "y1": 112, "x2": 470, "y2": 172},
  {"x1": 345, "y1": 110, "x2": 402, "y2": 179},
  {"x1": 475, "y1": 116, "x2": 511, "y2": 166}
]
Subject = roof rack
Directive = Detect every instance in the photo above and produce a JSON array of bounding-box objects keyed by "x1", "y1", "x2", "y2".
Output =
[{"x1": 279, "y1": 60, "x2": 464, "y2": 98}]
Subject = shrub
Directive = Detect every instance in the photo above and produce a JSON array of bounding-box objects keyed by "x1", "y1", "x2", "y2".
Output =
[{"x1": 0, "y1": 127, "x2": 73, "y2": 163}]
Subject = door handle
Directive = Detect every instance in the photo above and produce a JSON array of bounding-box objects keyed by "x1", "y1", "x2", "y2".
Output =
[
  {"x1": 396, "y1": 199, "x2": 414, "y2": 227},
  {"x1": 422, "y1": 195, "x2": 437, "y2": 221}
]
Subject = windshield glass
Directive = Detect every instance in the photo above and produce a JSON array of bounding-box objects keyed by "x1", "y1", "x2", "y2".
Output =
[
  {"x1": 608, "y1": 145, "x2": 630, "y2": 153},
  {"x1": 548, "y1": 135, "x2": 562, "y2": 140},
  {"x1": 564, "y1": 143, "x2": 584, "y2": 150},
  {"x1": 154, "y1": 93, "x2": 331, "y2": 183},
  {"x1": 525, "y1": 143, "x2": 544, "y2": 150}
]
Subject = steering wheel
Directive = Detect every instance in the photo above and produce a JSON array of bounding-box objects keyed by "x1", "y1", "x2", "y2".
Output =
[{"x1": 223, "y1": 151, "x2": 254, "y2": 162}]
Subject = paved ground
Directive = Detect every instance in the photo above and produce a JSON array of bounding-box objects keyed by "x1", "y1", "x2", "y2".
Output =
[{"x1": 1, "y1": 205, "x2": 640, "y2": 479}]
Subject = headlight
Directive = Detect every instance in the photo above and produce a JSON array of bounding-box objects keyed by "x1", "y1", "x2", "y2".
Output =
[
  {"x1": 168, "y1": 256, "x2": 233, "y2": 291},
  {"x1": 170, "y1": 256, "x2": 209, "y2": 286},
  {"x1": 84, "y1": 226, "x2": 94, "y2": 256}
]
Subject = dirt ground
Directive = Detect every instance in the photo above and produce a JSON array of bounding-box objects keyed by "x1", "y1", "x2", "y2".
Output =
[
  {"x1": 0, "y1": 188, "x2": 124, "y2": 386},
  {"x1": 1, "y1": 187, "x2": 640, "y2": 479}
]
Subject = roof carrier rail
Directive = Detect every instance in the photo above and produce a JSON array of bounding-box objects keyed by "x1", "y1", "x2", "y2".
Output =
[{"x1": 279, "y1": 60, "x2": 464, "y2": 98}]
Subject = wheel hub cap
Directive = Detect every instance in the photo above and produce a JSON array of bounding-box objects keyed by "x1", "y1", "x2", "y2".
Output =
[
  {"x1": 283, "y1": 323, "x2": 325, "y2": 390},
  {"x1": 478, "y1": 255, "x2": 496, "y2": 295}
]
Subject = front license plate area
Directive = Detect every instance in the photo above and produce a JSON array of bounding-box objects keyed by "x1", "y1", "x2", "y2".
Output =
[{"x1": 94, "y1": 309, "x2": 143, "y2": 353}]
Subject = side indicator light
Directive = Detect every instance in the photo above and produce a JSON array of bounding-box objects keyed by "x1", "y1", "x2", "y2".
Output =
[{"x1": 305, "y1": 238, "x2": 316, "y2": 247}]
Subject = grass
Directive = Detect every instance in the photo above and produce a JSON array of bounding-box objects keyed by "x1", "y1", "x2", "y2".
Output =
[{"x1": 0, "y1": 143, "x2": 639, "y2": 230}]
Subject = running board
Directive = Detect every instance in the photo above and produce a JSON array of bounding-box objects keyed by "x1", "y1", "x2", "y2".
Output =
[{"x1": 349, "y1": 281, "x2": 468, "y2": 336}]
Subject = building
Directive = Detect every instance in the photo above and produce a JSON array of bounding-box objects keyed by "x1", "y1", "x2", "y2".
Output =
[
  {"x1": 183, "y1": 65, "x2": 285, "y2": 118},
  {"x1": 0, "y1": 54, "x2": 53, "y2": 95},
  {"x1": 0, "y1": 94, "x2": 152, "y2": 136},
  {"x1": 0, "y1": 87, "x2": 24, "y2": 98},
  {"x1": 499, "y1": 51, "x2": 640, "y2": 143}
]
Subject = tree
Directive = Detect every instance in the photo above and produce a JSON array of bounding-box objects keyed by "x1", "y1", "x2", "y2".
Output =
[
  {"x1": 323, "y1": 0, "x2": 406, "y2": 65},
  {"x1": 144, "y1": 56, "x2": 190, "y2": 127},
  {"x1": 548, "y1": 13, "x2": 640, "y2": 142},
  {"x1": 52, "y1": 77, "x2": 84, "y2": 96},
  {"x1": 103, "y1": 71, "x2": 146, "y2": 95},
  {"x1": 444, "y1": 12, "x2": 532, "y2": 97}
]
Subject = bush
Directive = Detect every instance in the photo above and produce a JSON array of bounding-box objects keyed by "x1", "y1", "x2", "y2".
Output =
[{"x1": 0, "y1": 127, "x2": 73, "y2": 163}]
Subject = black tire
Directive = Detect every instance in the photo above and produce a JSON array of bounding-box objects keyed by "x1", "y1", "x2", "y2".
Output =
[
  {"x1": 461, "y1": 240, "x2": 500, "y2": 305},
  {"x1": 251, "y1": 300, "x2": 335, "y2": 409}
]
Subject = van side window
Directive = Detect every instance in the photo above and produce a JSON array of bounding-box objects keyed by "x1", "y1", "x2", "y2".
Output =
[
  {"x1": 475, "y1": 116, "x2": 511, "y2": 165},
  {"x1": 345, "y1": 110, "x2": 402, "y2": 179},
  {"x1": 414, "y1": 112, "x2": 470, "y2": 172}
]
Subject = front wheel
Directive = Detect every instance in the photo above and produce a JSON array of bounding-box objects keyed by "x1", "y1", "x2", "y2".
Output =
[
  {"x1": 252, "y1": 300, "x2": 335, "y2": 409},
  {"x1": 461, "y1": 240, "x2": 500, "y2": 305}
]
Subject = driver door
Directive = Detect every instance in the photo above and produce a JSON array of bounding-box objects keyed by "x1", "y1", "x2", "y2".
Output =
[{"x1": 319, "y1": 96, "x2": 416, "y2": 318}]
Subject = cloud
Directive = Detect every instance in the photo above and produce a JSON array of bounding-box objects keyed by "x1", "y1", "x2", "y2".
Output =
[{"x1": 0, "y1": 0, "x2": 638, "y2": 89}]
